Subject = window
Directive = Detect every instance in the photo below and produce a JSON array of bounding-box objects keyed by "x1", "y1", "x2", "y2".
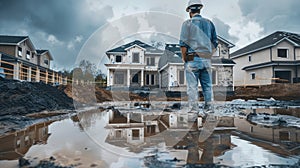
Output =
[
  {"x1": 179, "y1": 70, "x2": 185, "y2": 85},
  {"x1": 26, "y1": 51, "x2": 30, "y2": 59},
  {"x1": 114, "y1": 72, "x2": 124, "y2": 85},
  {"x1": 132, "y1": 74, "x2": 139, "y2": 83},
  {"x1": 44, "y1": 59, "x2": 49, "y2": 65},
  {"x1": 132, "y1": 129, "x2": 140, "y2": 140},
  {"x1": 18, "y1": 47, "x2": 22, "y2": 57},
  {"x1": 251, "y1": 73, "x2": 256, "y2": 80},
  {"x1": 147, "y1": 57, "x2": 155, "y2": 66},
  {"x1": 146, "y1": 74, "x2": 155, "y2": 85},
  {"x1": 278, "y1": 49, "x2": 288, "y2": 58},
  {"x1": 132, "y1": 52, "x2": 139, "y2": 63},
  {"x1": 116, "y1": 55, "x2": 122, "y2": 63},
  {"x1": 248, "y1": 55, "x2": 252, "y2": 62},
  {"x1": 279, "y1": 131, "x2": 290, "y2": 141}
]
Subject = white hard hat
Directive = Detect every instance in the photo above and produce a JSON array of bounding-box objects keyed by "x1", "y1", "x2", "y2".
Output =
[{"x1": 186, "y1": 0, "x2": 203, "y2": 12}]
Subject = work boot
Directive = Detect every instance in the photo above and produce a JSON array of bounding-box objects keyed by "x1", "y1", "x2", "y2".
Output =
[{"x1": 204, "y1": 103, "x2": 214, "y2": 114}]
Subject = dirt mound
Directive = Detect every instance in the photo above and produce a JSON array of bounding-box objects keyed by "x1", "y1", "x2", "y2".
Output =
[
  {"x1": 231, "y1": 84, "x2": 300, "y2": 100},
  {"x1": 58, "y1": 84, "x2": 146, "y2": 104},
  {"x1": 0, "y1": 78, "x2": 74, "y2": 116}
]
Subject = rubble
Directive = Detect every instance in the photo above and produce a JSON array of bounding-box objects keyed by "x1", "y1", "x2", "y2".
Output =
[{"x1": 0, "y1": 78, "x2": 74, "y2": 116}]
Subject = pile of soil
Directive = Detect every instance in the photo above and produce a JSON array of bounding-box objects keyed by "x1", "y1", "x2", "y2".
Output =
[
  {"x1": 0, "y1": 78, "x2": 74, "y2": 116},
  {"x1": 59, "y1": 84, "x2": 147, "y2": 104},
  {"x1": 230, "y1": 84, "x2": 300, "y2": 100}
]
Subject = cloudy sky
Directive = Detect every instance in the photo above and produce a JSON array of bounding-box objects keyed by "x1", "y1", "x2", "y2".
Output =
[{"x1": 0, "y1": 0, "x2": 299, "y2": 71}]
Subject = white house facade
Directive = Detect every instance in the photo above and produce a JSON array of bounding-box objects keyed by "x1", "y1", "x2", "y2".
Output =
[
  {"x1": 105, "y1": 40, "x2": 163, "y2": 88},
  {"x1": 105, "y1": 37, "x2": 235, "y2": 93},
  {"x1": 231, "y1": 31, "x2": 300, "y2": 86}
]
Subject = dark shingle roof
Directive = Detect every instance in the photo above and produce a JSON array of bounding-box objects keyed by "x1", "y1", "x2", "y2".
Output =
[
  {"x1": 231, "y1": 31, "x2": 300, "y2": 58},
  {"x1": 106, "y1": 40, "x2": 163, "y2": 54},
  {"x1": 36, "y1": 50, "x2": 48, "y2": 54},
  {"x1": 0, "y1": 35, "x2": 28, "y2": 44},
  {"x1": 36, "y1": 49, "x2": 53, "y2": 60}
]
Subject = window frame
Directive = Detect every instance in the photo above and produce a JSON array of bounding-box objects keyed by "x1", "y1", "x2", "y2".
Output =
[
  {"x1": 114, "y1": 72, "x2": 125, "y2": 85},
  {"x1": 178, "y1": 70, "x2": 185, "y2": 85},
  {"x1": 132, "y1": 52, "x2": 140, "y2": 63},
  {"x1": 115, "y1": 55, "x2": 122, "y2": 63},
  {"x1": 277, "y1": 48, "x2": 289, "y2": 58},
  {"x1": 26, "y1": 50, "x2": 31, "y2": 60},
  {"x1": 44, "y1": 59, "x2": 49, "y2": 65},
  {"x1": 250, "y1": 72, "x2": 256, "y2": 80},
  {"x1": 18, "y1": 47, "x2": 22, "y2": 57}
]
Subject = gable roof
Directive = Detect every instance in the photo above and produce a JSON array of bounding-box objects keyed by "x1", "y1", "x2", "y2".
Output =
[
  {"x1": 106, "y1": 40, "x2": 163, "y2": 55},
  {"x1": 0, "y1": 35, "x2": 36, "y2": 50},
  {"x1": 0, "y1": 35, "x2": 28, "y2": 44},
  {"x1": 36, "y1": 49, "x2": 53, "y2": 60},
  {"x1": 218, "y1": 35, "x2": 235, "y2": 48},
  {"x1": 231, "y1": 31, "x2": 300, "y2": 58}
]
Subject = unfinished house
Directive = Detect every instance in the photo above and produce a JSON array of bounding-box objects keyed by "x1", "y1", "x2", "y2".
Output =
[
  {"x1": 0, "y1": 35, "x2": 66, "y2": 85},
  {"x1": 158, "y1": 36, "x2": 235, "y2": 93},
  {"x1": 105, "y1": 40, "x2": 164, "y2": 88},
  {"x1": 231, "y1": 31, "x2": 300, "y2": 86}
]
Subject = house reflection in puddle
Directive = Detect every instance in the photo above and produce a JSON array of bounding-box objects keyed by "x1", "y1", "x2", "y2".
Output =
[
  {"x1": 104, "y1": 109, "x2": 237, "y2": 165},
  {"x1": 234, "y1": 113, "x2": 300, "y2": 156},
  {"x1": 0, "y1": 121, "x2": 52, "y2": 160}
]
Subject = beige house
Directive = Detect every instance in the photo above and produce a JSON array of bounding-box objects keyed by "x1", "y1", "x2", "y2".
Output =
[
  {"x1": 0, "y1": 35, "x2": 66, "y2": 84},
  {"x1": 158, "y1": 36, "x2": 235, "y2": 92},
  {"x1": 231, "y1": 31, "x2": 300, "y2": 86}
]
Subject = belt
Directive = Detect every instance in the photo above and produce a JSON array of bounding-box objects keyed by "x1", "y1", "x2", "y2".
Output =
[{"x1": 186, "y1": 52, "x2": 212, "y2": 62}]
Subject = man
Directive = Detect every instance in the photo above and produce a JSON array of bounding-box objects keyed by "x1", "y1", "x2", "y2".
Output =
[{"x1": 179, "y1": 0, "x2": 218, "y2": 120}]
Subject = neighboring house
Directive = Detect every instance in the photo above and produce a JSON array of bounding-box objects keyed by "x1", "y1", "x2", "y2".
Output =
[
  {"x1": 158, "y1": 36, "x2": 235, "y2": 92},
  {"x1": 231, "y1": 31, "x2": 300, "y2": 86},
  {"x1": 105, "y1": 40, "x2": 164, "y2": 88},
  {"x1": 0, "y1": 35, "x2": 66, "y2": 84}
]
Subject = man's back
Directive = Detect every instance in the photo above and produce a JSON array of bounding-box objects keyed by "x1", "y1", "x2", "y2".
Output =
[{"x1": 180, "y1": 14, "x2": 217, "y2": 55}]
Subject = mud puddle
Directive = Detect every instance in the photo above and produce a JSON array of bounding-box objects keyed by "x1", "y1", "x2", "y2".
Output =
[{"x1": 1, "y1": 101, "x2": 300, "y2": 167}]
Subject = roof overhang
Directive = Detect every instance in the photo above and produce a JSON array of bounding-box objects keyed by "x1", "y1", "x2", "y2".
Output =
[
  {"x1": 242, "y1": 61, "x2": 300, "y2": 71},
  {"x1": 125, "y1": 44, "x2": 146, "y2": 51},
  {"x1": 232, "y1": 38, "x2": 300, "y2": 59},
  {"x1": 218, "y1": 36, "x2": 235, "y2": 48}
]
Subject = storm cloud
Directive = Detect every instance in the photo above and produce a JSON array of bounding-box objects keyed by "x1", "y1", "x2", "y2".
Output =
[
  {"x1": 0, "y1": 0, "x2": 113, "y2": 69},
  {"x1": 238, "y1": 0, "x2": 300, "y2": 34}
]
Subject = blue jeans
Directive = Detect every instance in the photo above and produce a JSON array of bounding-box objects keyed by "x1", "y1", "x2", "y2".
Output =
[{"x1": 185, "y1": 57, "x2": 213, "y2": 111}]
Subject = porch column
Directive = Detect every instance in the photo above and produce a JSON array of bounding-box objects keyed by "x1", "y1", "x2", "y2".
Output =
[
  {"x1": 45, "y1": 70, "x2": 48, "y2": 84},
  {"x1": 56, "y1": 73, "x2": 59, "y2": 83},
  {"x1": 127, "y1": 69, "x2": 130, "y2": 87},
  {"x1": 28, "y1": 67, "x2": 32, "y2": 82},
  {"x1": 127, "y1": 113, "x2": 130, "y2": 123},
  {"x1": 36, "y1": 67, "x2": 40, "y2": 82},
  {"x1": 296, "y1": 66, "x2": 298, "y2": 83},
  {"x1": 141, "y1": 69, "x2": 144, "y2": 86},
  {"x1": 158, "y1": 72, "x2": 161, "y2": 89},
  {"x1": 52, "y1": 72, "x2": 55, "y2": 84},
  {"x1": 13, "y1": 62, "x2": 20, "y2": 80},
  {"x1": 107, "y1": 69, "x2": 110, "y2": 86}
]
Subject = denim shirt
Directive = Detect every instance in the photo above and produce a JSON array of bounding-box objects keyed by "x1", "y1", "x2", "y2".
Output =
[{"x1": 179, "y1": 14, "x2": 218, "y2": 55}]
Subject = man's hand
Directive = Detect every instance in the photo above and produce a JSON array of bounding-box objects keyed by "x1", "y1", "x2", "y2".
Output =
[{"x1": 180, "y1": 46, "x2": 187, "y2": 63}]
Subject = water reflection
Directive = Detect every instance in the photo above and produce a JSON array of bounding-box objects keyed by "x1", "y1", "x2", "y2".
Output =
[
  {"x1": 0, "y1": 106, "x2": 299, "y2": 167},
  {"x1": 0, "y1": 121, "x2": 52, "y2": 160}
]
